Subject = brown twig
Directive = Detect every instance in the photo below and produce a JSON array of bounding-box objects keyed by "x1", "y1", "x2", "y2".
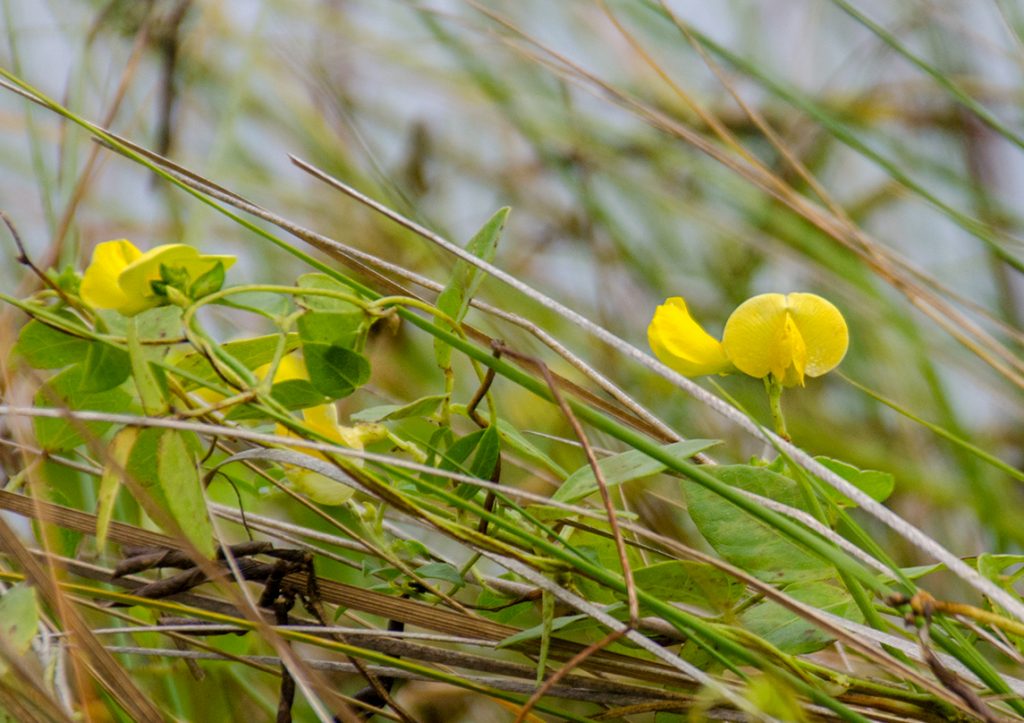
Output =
[
  {"x1": 891, "y1": 591, "x2": 1002, "y2": 722},
  {"x1": 491, "y1": 342, "x2": 639, "y2": 722},
  {"x1": 0, "y1": 210, "x2": 74, "y2": 307}
]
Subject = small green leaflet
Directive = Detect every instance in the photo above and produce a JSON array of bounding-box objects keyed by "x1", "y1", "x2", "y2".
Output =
[
  {"x1": 496, "y1": 602, "x2": 624, "y2": 649},
  {"x1": 682, "y1": 465, "x2": 832, "y2": 584},
  {"x1": 12, "y1": 318, "x2": 89, "y2": 369},
  {"x1": 496, "y1": 612, "x2": 588, "y2": 649},
  {"x1": 351, "y1": 394, "x2": 447, "y2": 423},
  {"x1": 297, "y1": 311, "x2": 364, "y2": 350},
  {"x1": 632, "y1": 560, "x2": 743, "y2": 613},
  {"x1": 96, "y1": 427, "x2": 138, "y2": 551},
  {"x1": 33, "y1": 365, "x2": 133, "y2": 451},
  {"x1": 79, "y1": 340, "x2": 131, "y2": 392},
  {"x1": 497, "y1": 421, "x2": 568, "y2": 478},
  {"x1": 156, "y1": 430, "x2": 215, "y2": 558},
  {"x1": 433, "y1": 207, "x2": 509, "y2": 370},
  {"x1": 739, "y1": 580, "x2": 862, "y2": 654},
  {"x1": 553, "y1": 439, "x2": 719, "y2": 504},
  {"x1": 814, "y1": 456, "x2": 895, "y2": 507},
  {"x1": 414, "y1": 562, "x2": 463, "y2": 585},
  {"x1": 302, "y1": 343, "x2": 371, "y2": 399},
  {"x1": 432, "y1": 426, "x2": 501, "y2": 499},
  {"x1": 127, "y1": 315, "x2": 168, "y2": 415},
  {"x1": 173, "y1": 333, "x2": 300, "y2": 387},
  {"x1": 0, "y1": 584, "x2": 39, "y2": 676},
  {"x1": 189, "y1": 260, "x2": 225, "y2": 299}
]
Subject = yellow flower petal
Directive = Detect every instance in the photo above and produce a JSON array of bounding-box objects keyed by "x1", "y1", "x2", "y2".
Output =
[
  {"x1": 117, "y1": 244, "x2": 238, "y2": 316},
  {"x1": 775, "y1": 314, "x2": 807, "y2": 385},
  {"x1": 79, "y1": 240, "x2": 142, "y2": 311},
  {"x1": 785, "y1": 292, "x2": 849, "y2": 378},
  {"x1": 647, "y1": 297, "x2": 731, "y2": 377},
  {"x1": 179, "y1": 254, "x2": 237, "y2": 282},
  {"x1": 256, "y1": 353, "x2": 307, "y2": 384},
  {"x1": 116, "y1": 244, "x2": 200, "y2": 314},
  {"x1": 277, "y1": 399, "x2": 364, "y2": 504},
  {"x1": 722, "y1": 293, "x2": 792, "y2": 381},
  {"x1": 722, "y1": 292, "x2": 848, "y2": 386}
]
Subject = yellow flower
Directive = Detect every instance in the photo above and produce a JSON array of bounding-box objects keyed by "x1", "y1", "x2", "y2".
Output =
[
  {"x1": 80, "y1": 239, "x2": 235, "y2": 316},
  {"x1": 266, "y1": 355, "x2": 386, "y2": 505},
  {"x1": 648, "y1": 293, "x2": 848, "y2": 387}
]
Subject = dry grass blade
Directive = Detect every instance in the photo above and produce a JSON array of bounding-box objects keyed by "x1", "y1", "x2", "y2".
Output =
[
  {"x1": 0, "y1": 516, "x2": 164, "y2": 722},
  {"x1": 0, "y1": 489, "x2": 706, "y2": 691},
  {"x1": 494, "y1": 344, "x2": 637, "y2": 722}
]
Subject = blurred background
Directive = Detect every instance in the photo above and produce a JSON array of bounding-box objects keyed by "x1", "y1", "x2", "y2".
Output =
[{"x1": 3, "y1": 0, "x2": 1024, "y2": 640}]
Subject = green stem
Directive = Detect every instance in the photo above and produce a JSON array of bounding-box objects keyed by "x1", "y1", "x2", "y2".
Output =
[{"x1": 765, "y1": 376, "x2": 790, "y2": 441}]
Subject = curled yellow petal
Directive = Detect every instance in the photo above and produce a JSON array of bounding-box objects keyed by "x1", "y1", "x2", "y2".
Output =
[
  {"x1": 276, "y1": 382, "x2": 363, "y2": 506},
  {"x1": 285, "y1": 409, "x2": 386, "y2": 506},
  {"x1": 79, "y1": 240, "x2": 142, "y2": 312},
  {"x1": 276, "y1": 405, "x2": 356, "y2": 506},
  {"x1": 647, "y1": 297, "x2": 731, "y2": 377},
  {"x1": 116, "y1": 244, "x2": 201, "y2": 314},
  {"x1": 722, "y1": 292, "x2": 847, "y2": 386},
  {"x1": 785, "y1": 292, "x2": 849, "y2": 378},
  {"x1": 117, "y1": 244, "x2": 237, "y2": 316}
]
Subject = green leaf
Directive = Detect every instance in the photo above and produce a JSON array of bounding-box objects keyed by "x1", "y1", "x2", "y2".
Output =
[
  {"x1": 79, "y1": 340, "x2": 131, "y2": 392},
  {"x1": 440, "y1": 429, "x2": 486, "y2": 469},
  {"x1": 414, "y1": 562, "x2": 463, "y2": 585},
  {"x1": 739, "y1": 580, "x2": 862, "y2": 654},
  {"x1": 34, "y1": 366, "x2": 133, "y2": 451},
  {"x1": 12, "y1": 319, "x2": 89, "y2": 369},
  {"x1": 189, "y1": 260, "x2": 225, "y2": 299},
  {"x1": 157, "y1": 430, "x2": 215, "y2": 558},
  {"x1": 745, "y1": 675, "x2": 808, "y2": 722},
  {"x1": 632, "y1": 560, "x2": 744, "y2": 613},
  {"x1": 471, "y1": 423, "x2": 501, "y2": 478},
  {"x1": 554, "y1": 439, "x2": 719, "y2": 504},
  {"x1": 351, "y1": 394, "x2": 447, "y2": 423},
  {"x1": 172, "y1": 333, "x2": 299, "y2": 386},
  {"x1": 682, "y1": 465, "x2": 832, "y2": 583},
  {"x1": 437, "y1": 207, "x2": 509, "y2": 323},
  {"x1": 38, "y1": 461, "x2": 86, "y2": 557},
  {"x1": 224, "y1": 378, "x2": 331, "y2": 420},
  {"x1": 127, "y1": 316, "x2": 168, "y2": 415},
  {"x1": 160, "y1": 263, "x2": 191, "y2": 290},
  {"x1": 434, "y1": 207, "x2": 509, "y2": 369},
  {"x1": 297, "y1": 310, "x2": 364, "y2": 349},
  {"x1": 302, "y1": 342, "x2": 371, "y2": 399},
  {"x1": 496, "y1": 612, "x2": 589, "y2": 649},
  {"x1": 978, "y1": 554, "x2": 1024, "y2": 597},
  {"x1": 270, "y1": 379, "x2": 330, "y2": 409},
  {"x1": 496, "y1": 420, "x2": 568, "y2": 478},
  {"x1": 126, "y1": 427, "x2": 163, "y2": 489},
  {"x1": 454, "y1": 423, "x2": 501, "y2": 499},
  {"x1": 814, "y1": 456, "x2": 895, "y2": 507},
  {"x1": 133, "y1": 305, "x2": 184, "y2": 342},
  {"x1": 297, "y1": 274, "x2": 361, "y2": 312},
  {"x1": 96, "y1": 427, "x2": 138, "y2": 551},
  {"x1": 0, "y1": 584, "x2": 39, "y2": 675}
]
